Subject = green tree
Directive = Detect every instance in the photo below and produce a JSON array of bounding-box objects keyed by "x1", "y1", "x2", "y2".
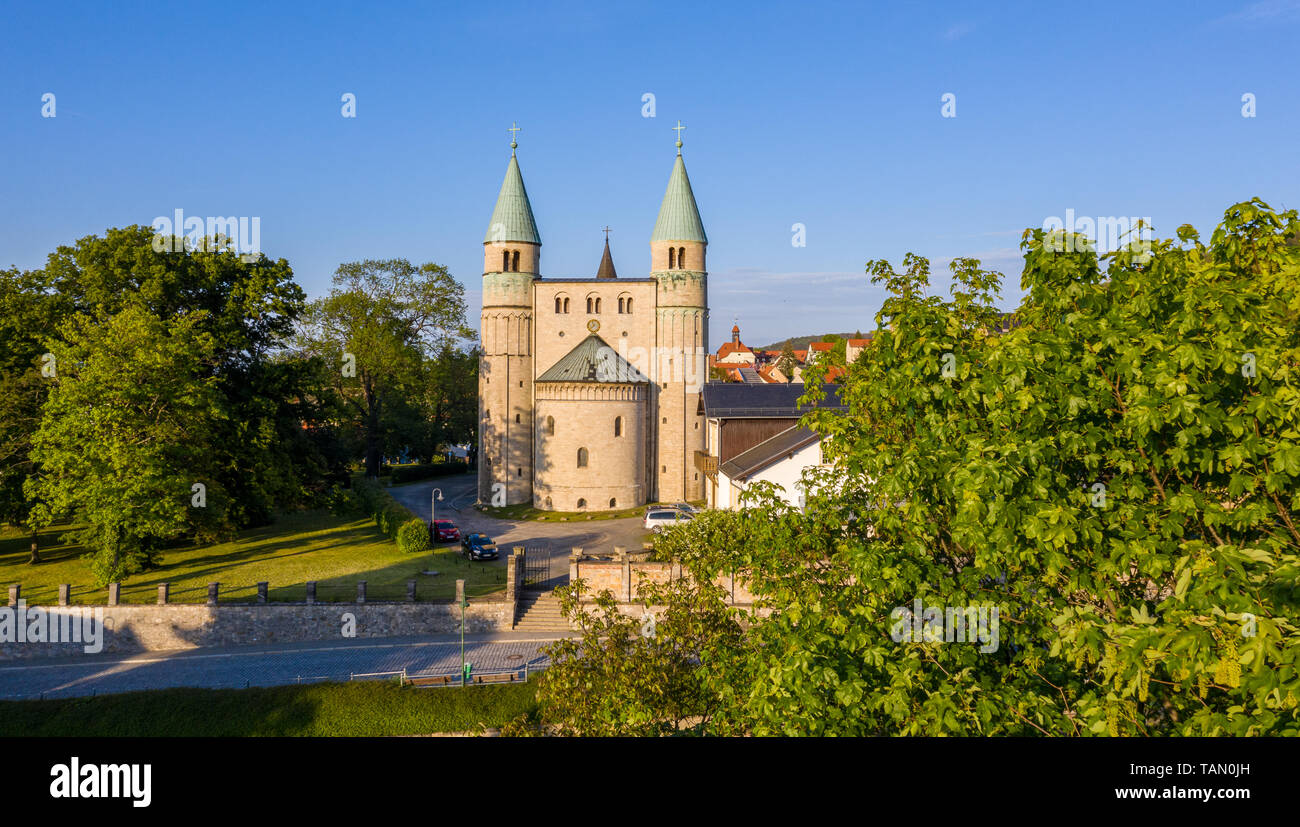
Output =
[
  {"x1": 296, "y1": 259, "x2": 471, "y2": 477},
  {"x1": 512, "y1": 575, "x2": 748, "y2": 736},
  {"x1": 546, "y1": 200, "x2": 1300, "y2": 736},
  {"x1": 774, "y1": 341, "x2": 798, "y2": 381},
  {"x1": 37, "y1": 226, "x2": 322, "y2": 527},
  {"x1": 0, "y1": 267, "x2": 65, "y2": 562},
  {"x1": 26, "y1": 306, "x2": 226, "y2": 584}
]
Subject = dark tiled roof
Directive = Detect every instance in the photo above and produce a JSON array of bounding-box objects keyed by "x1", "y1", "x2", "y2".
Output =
[
  {"x1": 700, "y1": 382, "x2": 845, "y2": 418},
  {"x1": 720, "y1": 424, "x2": 820, "y2": 480},
  {"x1": 536, "y1": 334, "x2": 650, "y2": 383},
  {"x1": 596, "y1": 238, "x2": 618, "y2": 279}
]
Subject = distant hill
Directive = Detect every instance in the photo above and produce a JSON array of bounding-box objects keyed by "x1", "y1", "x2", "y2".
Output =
[{"x1": 754, "y1": 332, "x2": 865, "y2": 351}]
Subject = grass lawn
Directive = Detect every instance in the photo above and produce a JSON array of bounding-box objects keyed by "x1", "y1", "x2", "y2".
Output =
[
  {"x1": 0, "y1": 681, "x2": 538, "y2": 736},
  {"x1": 481, "y1": 500, "x2": 705, "y2": 523},
  {"x1": 0, "y1": 509, "x2": 506, "y2": 605}
]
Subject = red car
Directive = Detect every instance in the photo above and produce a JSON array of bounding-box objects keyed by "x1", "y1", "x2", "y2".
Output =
[{"x1": 432, "y1": 519, "x2": 460, "y2": 543}]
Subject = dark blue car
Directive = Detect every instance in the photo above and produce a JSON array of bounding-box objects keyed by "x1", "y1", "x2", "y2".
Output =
[{"x1": 460, "y1": 534, "x2": 498, "y2": 561}]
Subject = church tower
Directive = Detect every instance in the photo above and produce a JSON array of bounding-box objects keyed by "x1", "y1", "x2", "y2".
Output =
[
  {"x1": 650, "y1": 126, "x2": 708, "y2": 502},
  {"x1": 478, "y1": 129, "x2": 539, "y2": 506}
]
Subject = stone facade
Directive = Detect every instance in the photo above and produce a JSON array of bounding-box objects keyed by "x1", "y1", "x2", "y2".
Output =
[{"x1": 477, "y1": 146, "x2": 710, "y2": 511}]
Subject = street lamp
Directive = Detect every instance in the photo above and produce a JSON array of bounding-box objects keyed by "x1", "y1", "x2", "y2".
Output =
[
  {"x1": 429, "y1": 488, "x2": 444, "y2": 539},
  {"x1": 460, "y1": 592, "x2": 470, "y2": 687},
  {"x1": 424, "y1": 488, "x2": 444, "y2": 576}
]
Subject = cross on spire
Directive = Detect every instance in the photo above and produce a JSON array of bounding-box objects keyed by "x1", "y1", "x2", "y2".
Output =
[
  {"x1": 508, "y1": 121, "x2": 521, "y2": 153},
  {"x1": 602, "y1": 225, "x2": 612, "y2": 241},
  {"x1": 673, "y1": 120, "x2": 685, "y2": 154}
]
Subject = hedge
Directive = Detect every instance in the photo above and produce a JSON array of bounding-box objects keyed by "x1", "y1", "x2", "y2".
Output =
[
  {"x1": 351, "y1": 477, "x2": 419, "y2": 542},
  {"x1": 383, "y1": 462, "x2": 472, "y2": 485}
]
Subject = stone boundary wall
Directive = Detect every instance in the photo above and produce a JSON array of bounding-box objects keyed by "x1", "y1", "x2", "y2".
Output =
[
  {"x1": 1, "y1": 589, "x2": 511, "y2": 661},
  {"x1": 567, "y1": 548, "x2": 758, "y2": 606}
]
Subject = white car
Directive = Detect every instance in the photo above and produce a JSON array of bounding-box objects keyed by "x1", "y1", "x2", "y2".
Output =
[{"x1": 644, "y1": 509, "x2": 693, "y2": 531}]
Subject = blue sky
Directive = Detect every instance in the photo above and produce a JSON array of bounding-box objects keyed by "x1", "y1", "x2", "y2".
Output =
[{"x1": 2, "y1": 0, "x2": 1297, "y2": 349}]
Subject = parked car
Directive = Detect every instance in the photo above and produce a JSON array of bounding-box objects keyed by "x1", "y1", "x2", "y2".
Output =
[
  {"x1": 432, "y1": 519, "x2": 460, "y2": 542},
  {"x1": 644, "y1": 509, "x2": 693, "y2": 532},
  {"x1": 461, "y1": 533, "x2": 499, "y2": 561},
  {"x1": 667, "y1": 503, "x2": 698, "y2": 515}
]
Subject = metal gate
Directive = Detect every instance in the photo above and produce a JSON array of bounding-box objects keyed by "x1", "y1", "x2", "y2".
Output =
[{"x1": 522, "y1": 549, "x2": 555, "y2": 590}]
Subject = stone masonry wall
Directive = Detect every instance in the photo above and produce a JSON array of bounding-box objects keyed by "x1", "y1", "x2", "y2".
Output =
[{"x1": 0, "y1": 598, "x2": 511, "y2": 661}]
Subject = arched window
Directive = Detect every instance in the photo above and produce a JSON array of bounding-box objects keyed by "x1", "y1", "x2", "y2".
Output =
[
  {"x1": 545, "y1": 416, "x2": 554, "y2": 435},
  {"x1": 512, "y1": 250, "x2": 520, "y2": 272},
  {"x1": 614, "y1": 416, "x2": 622, "y2": 437},
  {"x1": 515, "y1": 413, "x2": 520, "y2": 423},
  {"x1": 577, "y1": 447, "x2": 588, "y2": 468},
  {"x1": 586, "y1": 297, "x2": 593, "y2": 314},
  {"x1": 678, "y1": 247, "x2": 686, "y2": 269},
  {"x1": 609, "y1": 498, "x2": 617, "y2": 508},
  {"x1": 668, "y1": 247, "x2": 675, "y2": 269},
  {"x1": 576, "y1": 498, "x2": 586, "y2": 509},
  {"x1": 618, "y1": 297, "x2": 625, "y2": 313},
  {"x1": 502, "y1": 250, "x2": 509, "y2": 271},
  {"x1": 563, "y1": 297, "x2": 570, "y2": 313},
  {"x1": 555, "y1": 296, "x2": 563, "y2": 313},
  {"x1": 626, "y1": 297, "x2": 632, "y2": 313},
  {"x1": 594, "y1": 298, "x2": 602, "y2": 313}
]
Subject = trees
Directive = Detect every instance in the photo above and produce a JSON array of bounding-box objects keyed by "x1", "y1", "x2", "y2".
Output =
[
  {"x1": 297, "y1": 259, "x2": 471, "y2": 478},
  {"x1": 774, "y1": 341, "x2": 798, "y2": 381},
  {"x1": 26, "y1": 306, "x2": 225, "y2": 583},
  {"x1": 0, "y1": 267, "x2": 64, "y2": 562},
  {"x1": 33, "y1": 225, "x2": 329, "y2": 529},
  {"x1": 516, "y1": 575, "x2": 748, "y2": 736},
  {"x1": 2, "y1": 226, "x2": 356, "y2": 580},
  {"x1": 534, "y1": 200, "x2": 1300, "y2": 736}
]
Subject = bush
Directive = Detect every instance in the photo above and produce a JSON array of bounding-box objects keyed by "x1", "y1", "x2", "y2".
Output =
[
  {"x1": 397, "y1": 519, "x2": 431, "y2": 554},
  {"x1": 351, "y1": 477, "x2": 419, "y2": 543}
]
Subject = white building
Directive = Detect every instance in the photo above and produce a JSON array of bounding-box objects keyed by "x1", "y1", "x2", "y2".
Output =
[{"x1": 696, "y1": 383, "x2": 844, "y2": 511}]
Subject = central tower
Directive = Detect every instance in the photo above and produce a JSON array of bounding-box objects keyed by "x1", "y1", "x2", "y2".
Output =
[
  {"x1": 478, "y1": 132, "x2": 539, "y2": 506},
  {"x1": 650, "y1": 128, "x2": 708, "y2": 503}
]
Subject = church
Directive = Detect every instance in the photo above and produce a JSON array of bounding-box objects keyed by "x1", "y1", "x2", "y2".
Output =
[{"x1": 477, "y1": 127, "x2": 709, "y2": 512}]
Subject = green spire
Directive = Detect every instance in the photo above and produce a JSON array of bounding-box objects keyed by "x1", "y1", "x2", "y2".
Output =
[
  {"x1": 651, "y1": 153, "x2": 707, "y2": 244},
  {"x1": 484, "y1": 152, "x2": 540, "y2": 245}
]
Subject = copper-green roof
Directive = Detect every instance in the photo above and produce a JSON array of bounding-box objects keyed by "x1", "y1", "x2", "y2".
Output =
[
  {"x1": 484, "y1": 154, "x2": 541, "y2": 245},
  {"x1": 536, "y1": 334, "x2": 649, "y2": 383},
  {"x1": 650, "y1": 154, "x2": 707, "y2": 243}
]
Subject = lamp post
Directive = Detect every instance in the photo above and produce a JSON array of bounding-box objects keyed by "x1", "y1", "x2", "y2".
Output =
[
  {"x1": 424, "y1": 488, "x2": 444, "y2": 576},
  {"x1": 460, "y1": 593, "x2": 469, "y2": 687}
]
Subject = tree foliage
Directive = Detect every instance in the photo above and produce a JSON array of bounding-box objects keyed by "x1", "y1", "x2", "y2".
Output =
[
  {"x1": 296, "y1": 259, "x2": 471, "y2": 477},
  {"x1": 532, "y1": 200, "x2": 1300, "y2": 736}
]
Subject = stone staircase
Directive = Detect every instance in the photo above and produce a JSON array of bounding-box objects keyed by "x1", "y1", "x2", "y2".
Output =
[{"x1": 512, "y1": 591, "x2": 574, "y2": 634}]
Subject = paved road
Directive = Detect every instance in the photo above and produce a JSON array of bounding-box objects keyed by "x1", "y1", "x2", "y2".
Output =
[
  {"x1": 0, "y1": 476, "x2": 645, "y2": 701},
  {"x1": 388, "y1": 475, "x2": 652, "y2": 581},
  {"x1": 0, "y1": 633, "x2": 563, "y2": 700}
]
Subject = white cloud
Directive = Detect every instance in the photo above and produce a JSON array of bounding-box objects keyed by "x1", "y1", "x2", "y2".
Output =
[{"x1": 1214, "y1": 0, "x2": 1300, "y2": 24}]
